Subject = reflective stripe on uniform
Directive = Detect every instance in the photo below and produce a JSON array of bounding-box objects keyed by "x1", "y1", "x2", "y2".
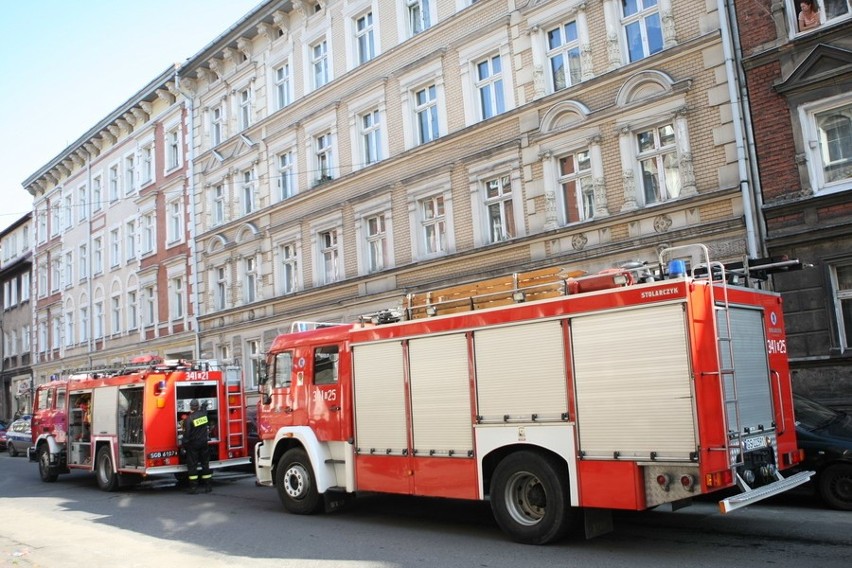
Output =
[{"x1": 192, "y1": 416, "x2": 208, "y2": 428}]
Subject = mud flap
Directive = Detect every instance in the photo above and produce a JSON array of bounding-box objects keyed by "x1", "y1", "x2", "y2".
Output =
[
  {"x1": 584, "y1": 508, "x2": 613, "y2": 539},
  {"x1": 323, "y1": 489, "x2": 354, "y2": 513}
]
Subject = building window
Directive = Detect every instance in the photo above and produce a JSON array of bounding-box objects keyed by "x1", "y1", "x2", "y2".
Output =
[
  {"x1": 211, "y1": 106, "x2": 223, "y2": 146},
  {"x1": 125, "y1": 220, "x2": 136, "y2": 260},
  {"x1": 52, "y1": 316, "x2": 61, "y2": 350},
  {"x1": 804, "y1": 100, "x2": 852, "y2": 192},
  {"x1": 79, "y1": 244, "x2": 88, "y2": 280},
  {"x1": 110, "y1": 228, "x2": 120, "y2": 268},
  {"x1": 242, "y1": 170, "x2": 256, "y2": 215},
  {"x1": 559, "y1": 150, "x2": 595, "y2": 223},
  {"x1": 167, "y1": 129, "x2": 180, "y2": 170},
  {"x1": 171, "y1": 277, "x2": 184, "y2": 319},
  {"x1": 361, "y1": 109, "x2": 382, "y2": 165},
  {"x1": 244, "y1": 257, "x2": 257, "y2": 304},
  {"x1": 475, "y1": 55, "x2": 505, "y2": 120},
  {"x1": 21, "y1": 273, "x2": 30, "y2": 302},
  {"x1": 319, "y1": 229, "x2": 340, "y2": 284},
  {"x1": 311, "y1": 39, "x2": 329, "y2": 90},
  {"x1": 365, "y1": 214, "x2": 387, "y2": 273},
  {"x1": 547, "y1": 21, "x2": 581, "y2": 91},
  {"x1": 92, "y1": 176, "x2": 102, "y2": 212},
  {"x1": 246, "y1": 339, "x2": 261, "y2": 391},
  {"x1": 831, "y1": 262, "x2": 852, "y2": 349},
  {"x1": 622, "y1": 0, "x2": 663, "y2": 63},
  {"x1": 637, "y1": 123, "x2": 680, "y2": 205},
  {"x1": 65, "y1": 311, "x2": 74, "y2": 346},
  {"x1": 215, "y1": 266, "x2": 228, "y2": 310},
  {"x1": 63, "y1": 194, "x2": 73, "y2": 230},
  {"x1": 22, "y1": 325, "x2": 30, "y2": 352},
  {"x1": 279, "y1": 243, "x2": 298, "y2": 295},
  {"x1": 93, "y1": 237, "x2": 103, "y2": 274},
  {"x1": 125, "y1": 154, "x2": 136, "y2": 194},
  {"x1": 167, "y1": 199, "x2": 183, "y2": 244},
  {"x1": 213, "y1": 184, "x2": 226, "y2": 225},
  {"x1": 274, "y1": 63, "x2": 291, "y2": 110},
  {"x1": 141, "y1": 144, "x2": 154, "y2": 184},
  {"x1": 78, "y1": 185, "x2": 88, "y2": 221},
  {"x1": 142, "y1": 213, "x2": 156, "y2": 254},
  {"x1": 111, "y1": 296, "x2": 122, "y2": 334},
  {"x1": 94, "y1": 301, "x2": 104, "y2": 339},
  {"x1": 64, "y1": 251, "x2": 73, "y2": 287},
  {"x1": 144, "y1": 285, "x2": 156, "y2": 327},
  {"x1": 277, "y1": 152, "x2": 295, "y2": 200},
  {"x1": 407, "y1": 0, "x2": 431, "y2": 36},
  {"x1": 484, "y1": 175, "x2": 515, "y2": 243},
  {"x1": 792, "y1": 0, "x2": 850, "y2": 33},
  {"x1": 420, "y1": 195, "x2": 446, "y2": 255},
  {"x1": 356, "y1": 11, "x2": 376, "y2": 65},
  {"x1": 239, "y1": 88, "x2": 252, "y2": 130},
  {"x1": 109, "y1": 165, "x2": 120, "y2": 203},
  {"x1": 315, "y1": 133, "x2": 333, "y2": 181},
  {"x1": 128, "y1": 290, "x2": 138, "y2": 330},
  {"x1": 415, "y1": 85, "x2": 439, "y2": 145}
]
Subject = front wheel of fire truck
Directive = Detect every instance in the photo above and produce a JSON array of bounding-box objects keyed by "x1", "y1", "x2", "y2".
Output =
[
  {"x1": 275, "y1": 448, "x2": 322, "y2": 515},
  {"x1": 37, "y1": 444, "x2": 58, "y2": 482},
  {"x1": 96, "y1": 446, "x2": 120, "y2": 492},
  {"x1": 818, "y1": 464, "x2": 852, "y2": 511},
  {"x1": 490, "y1": 451, "x2": 574, "y2": 545}
]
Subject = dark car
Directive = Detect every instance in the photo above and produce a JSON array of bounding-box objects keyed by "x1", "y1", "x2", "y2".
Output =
[
  {"x1": 793, "y1": 394, "x2": 852, "y2": 510},
  {"x1": 0, "y1": 420, "x2": 8, "y2": 451},
  {"x1": 6, "y1": 417, "x2": 32, "y2": 457}
]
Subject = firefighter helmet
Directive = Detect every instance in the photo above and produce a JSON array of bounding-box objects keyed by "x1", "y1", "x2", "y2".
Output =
[{"x1": 189, "y1": 399, "x2": 199, "y2": 410}]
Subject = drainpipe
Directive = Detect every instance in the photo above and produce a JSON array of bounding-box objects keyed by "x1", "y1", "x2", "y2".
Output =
[
  {"x1": 717, "y1": 0, "x2": 760, "y2": 258},
  {"x1": 172, "y1": 65, "x2": 202, "y2": 359},
  {"x1": 85, "y1": 148, "x2": 94, "y2": 366}
]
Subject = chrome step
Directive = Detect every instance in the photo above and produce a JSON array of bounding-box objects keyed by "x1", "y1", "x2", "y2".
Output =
[{"x1": 718, "y1": 470, "x2": 814, "y2": 513}]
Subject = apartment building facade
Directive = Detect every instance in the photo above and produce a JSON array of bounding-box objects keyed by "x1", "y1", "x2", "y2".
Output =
[
  {"x1": 735, "y1": 0, "x2": 852, "y2": 409},
  {"x1": 22, "y1": 69, "x2": 197, "y2": 386},
  {"x1": 1, "y1": 214, "x2": 33, "y2": 420},
  {"x1": 179, "y1": 0, "x2": 759, "y2": 398}
]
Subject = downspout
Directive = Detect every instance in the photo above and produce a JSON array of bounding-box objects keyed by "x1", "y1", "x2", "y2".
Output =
[
  {"x1": 85, "y1": 148, "x2": 94, "y2": 366},
  {"x1": 172, "y1": 65, "x2": 202, "y2": 359},
  {"x1": 717, "y1": 0, "x2": 761, "y2": 258}
]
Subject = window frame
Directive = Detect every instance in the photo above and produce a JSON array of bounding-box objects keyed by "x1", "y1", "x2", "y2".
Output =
[
  {"x1": 800, "y1": 96, "x2": 852, "y2": 195},
  {"x1": 621, "y1": 0, "x2": 664, "y2": 63},
  {"x1": 829, "y1": 260, "x2": 852, "y2": 351}
]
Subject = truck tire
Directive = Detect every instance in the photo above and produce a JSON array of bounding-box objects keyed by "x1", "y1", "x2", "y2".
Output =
[
  {"x1": 96, "y1": 446, "x2": 120, "y2": 492},
  {"x1": 38, "y1": 444, "x2": 59, "y2": 482},
  {"x1": 490, "y1": 451, "x2": 574, "y2": 544},
  {"x1": 818, "y1": 464, "x2": 852, "y2": 511},
  {"x1": 275, "y1": 448, "x2": 322, "y2": 514}
]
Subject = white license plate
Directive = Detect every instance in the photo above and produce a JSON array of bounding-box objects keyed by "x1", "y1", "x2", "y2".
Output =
[{"x1": 743, "y1": 436, "x2": 768, "y2": 451}]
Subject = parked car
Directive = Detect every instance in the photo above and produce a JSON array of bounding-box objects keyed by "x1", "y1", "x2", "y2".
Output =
[
  {"x1": 793, "y1": 394, "x2": 852, "y2": 510},
  {"x1": 0, "y1": 421, "x2": 8, "y2": 451},
  {"x1": 6, "y1": 417, "x2": 32, "y2": 457}
]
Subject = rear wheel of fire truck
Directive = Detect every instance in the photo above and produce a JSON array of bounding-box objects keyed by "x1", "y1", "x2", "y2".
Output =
[
  {"x1": 275, "y1": 448, "x2": 322, "y2": 514},
  {"x1": 490, "y1": 451, "x2": 575, "y2": 545},
  {"x1": 818, "y1": 464, "x2": 852, "y2": 511},
  {"x1": 37, "y1": 445, "x2": 59, "y2": 482},
  {"x1": 96, "y1": 446, "x2": 120, "y2": 492}
]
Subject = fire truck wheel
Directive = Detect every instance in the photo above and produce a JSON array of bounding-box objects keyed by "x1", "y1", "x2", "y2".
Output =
[
  {"x1": 37, "y1": 445, "x2": 59, "y2": 482},
  {"x1": 490, "y1": 451, "x2": 573, "y2": 545},
  {"x1": 818, "y1": 464, "x2": 852, "y2": 511},
  {"x1": 96, "y1": 446, "x2": 120, "y2": 492},
  {"x1": 275, "y1": 448, "x2": 322, "y2": 515}
]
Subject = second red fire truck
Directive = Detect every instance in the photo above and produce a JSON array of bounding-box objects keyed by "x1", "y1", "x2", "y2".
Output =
[
  {"x1": 253, "y1": 244, "x2": 813, "y2": 544},
  {"x1": 30, "y1": 358, "x2": 251, "y2": 490}
]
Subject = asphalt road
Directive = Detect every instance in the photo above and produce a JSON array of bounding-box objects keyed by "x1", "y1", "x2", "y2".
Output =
[{"x1": 1, "y1": 452, "x2": 850, "y2": 568}]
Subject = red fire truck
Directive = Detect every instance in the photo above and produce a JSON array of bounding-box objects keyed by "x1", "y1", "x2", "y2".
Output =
[
  {"x1": 254, "y1": 244, "x2": 813, "y2": 544},
  {"x1": 30, "y1": 358, "x2": 251, "y2": 490}
]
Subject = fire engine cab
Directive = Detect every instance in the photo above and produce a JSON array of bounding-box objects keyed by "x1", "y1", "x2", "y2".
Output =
[
  {"x1": 30, "y1": 358, "x2": 251, "y2": 490},
  {"x1": 254, "y1": 244, "x2": 813, "y2": 544}
]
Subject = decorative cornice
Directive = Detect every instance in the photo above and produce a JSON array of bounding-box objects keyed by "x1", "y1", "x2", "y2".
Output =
[
  {"x1": 237, "y1": 37, "x2": 252, "y2": 59},
  {"x1": 139, "y1": 101, "x2": 153, "y2": 115},
  {"x1": 131, "y1": 107, "x2": 148, "y2": 124},
  {"x1": 156, "y1": 88, "x2": 174, "y2": 104},
  {"x1": 106, "y1": 125, "x2": 120, "y2": 140},
  {"x1": 257, "y1": 22, "x2": 276, "y2": 43},
  {"x1": 208, "y1": 57, "x2": 224, "y2": 79},
  {"x1": 223, "y1": 46, "x2": 241, "y2": 65}
]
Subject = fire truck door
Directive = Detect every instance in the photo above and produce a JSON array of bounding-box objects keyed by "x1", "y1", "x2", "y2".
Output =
[
  {"x1": 261, "y1": 350, "x2": 303, "y2": 431},
  {"x1": 308, "y1": 344, "x2": 344, "y2": 441}
]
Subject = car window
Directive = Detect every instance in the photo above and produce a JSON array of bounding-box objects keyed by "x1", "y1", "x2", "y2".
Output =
[{"x1": 794, "y1": 395, "x2": 842, "y2": 431}]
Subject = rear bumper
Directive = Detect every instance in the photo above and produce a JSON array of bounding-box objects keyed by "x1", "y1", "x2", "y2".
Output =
[{"x1": 718, "y1": 470, "x2": 814, "y2": 513}]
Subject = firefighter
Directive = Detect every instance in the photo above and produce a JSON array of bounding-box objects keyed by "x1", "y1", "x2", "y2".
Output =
[{"x1": 181, "y1": 399, "x2": 212, "y2": 494}]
